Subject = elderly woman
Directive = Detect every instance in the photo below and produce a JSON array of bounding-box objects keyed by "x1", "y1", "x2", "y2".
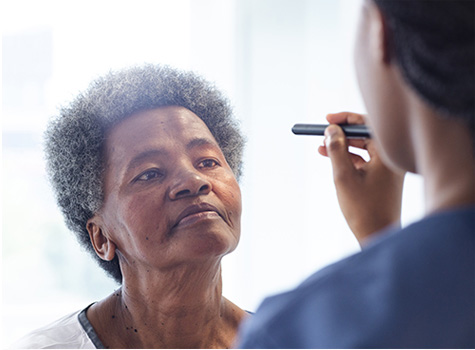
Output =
[{"x1": 13, "y1": 64, "x2": 247, "y2": 348}]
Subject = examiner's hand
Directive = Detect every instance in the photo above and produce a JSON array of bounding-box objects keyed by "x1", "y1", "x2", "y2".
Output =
[{"x1": 318, "y1": 112, "x2": 405, "y2": 246}]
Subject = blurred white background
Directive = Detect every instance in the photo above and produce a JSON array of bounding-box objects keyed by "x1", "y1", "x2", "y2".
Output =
[{"x1": 1, "y1": 0, "x2": 425, "y2": 346}]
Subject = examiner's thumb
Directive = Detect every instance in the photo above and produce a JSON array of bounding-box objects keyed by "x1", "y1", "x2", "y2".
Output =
[{"x1": 324, "y1": 124, "x2": 354, "y2": 181}]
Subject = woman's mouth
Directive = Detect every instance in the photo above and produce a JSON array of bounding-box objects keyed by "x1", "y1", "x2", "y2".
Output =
[
  {"x1": 176, "y1": 211, "x2": 221, "y2": 227},
  {"x1": 174, "y1": 203, "x2": 224, "y2": 228}
]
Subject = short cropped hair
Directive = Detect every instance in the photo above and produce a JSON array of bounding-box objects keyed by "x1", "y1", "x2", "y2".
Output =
[
  {"x1": 373, "y1": 0, "x2": 474, "y2": 148},
  {"x1": 44, "y1": 64, "x2": 245, "y2": 283}
]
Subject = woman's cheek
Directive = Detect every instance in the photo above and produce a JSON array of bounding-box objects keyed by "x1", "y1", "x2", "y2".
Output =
[{"x1": 119, "y1": 195, "x2": 165, "y2": 239}]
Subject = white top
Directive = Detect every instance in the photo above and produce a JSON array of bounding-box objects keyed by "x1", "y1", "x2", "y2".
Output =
[{"x1": 9, "y1": 306, "x2": 101, "y2": 349}]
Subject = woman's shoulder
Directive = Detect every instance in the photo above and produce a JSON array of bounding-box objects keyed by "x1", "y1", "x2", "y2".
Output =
[{"x1": 8, "y1": 306, "x2": 96, "y2": 349}]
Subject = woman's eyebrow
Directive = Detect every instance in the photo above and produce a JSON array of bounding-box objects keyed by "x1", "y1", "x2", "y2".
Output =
[
  {"x1": 126, "y1": 149, "x2": 167, "y2": 171},
  {"x1": 186, "y1": 137, "x2": 219, "y2": 150},
  {"x1": 124, "y1": 138, "x2": 218, "y2": 172}
]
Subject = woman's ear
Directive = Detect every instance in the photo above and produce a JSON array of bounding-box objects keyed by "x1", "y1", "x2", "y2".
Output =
[{"x1": 87, "y1": 216, "x2": 116, "y2": 261}]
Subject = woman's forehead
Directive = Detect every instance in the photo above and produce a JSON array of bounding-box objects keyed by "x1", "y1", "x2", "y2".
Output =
[
  {"x1": 105, "y1": 106, "x2": 219, "y2": 161},
  {"x1": 109, "y1": 106, "x2": 215, "y2": 142}
]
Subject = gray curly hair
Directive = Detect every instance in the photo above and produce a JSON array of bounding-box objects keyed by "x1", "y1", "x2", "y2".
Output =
[{"x1": 44, "y1": 64, "x2": 245, "y2": 284}]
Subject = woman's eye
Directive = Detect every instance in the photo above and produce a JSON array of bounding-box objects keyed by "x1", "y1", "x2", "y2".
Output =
[
  {"x1": 198, "y1": 159, "x2": 219, "y2": 169},
  {"x1": 135, "y1": 169, "x2": 163, "y2": 182}
]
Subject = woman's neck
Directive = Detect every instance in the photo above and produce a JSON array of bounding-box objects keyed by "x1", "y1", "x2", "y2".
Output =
[{"x1": 88, "y1": 262, "x2": 246, "y2": 348}]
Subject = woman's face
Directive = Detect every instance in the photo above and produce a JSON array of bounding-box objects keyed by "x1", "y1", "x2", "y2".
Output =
[{"x1": 95, "y1": 106, "x2": 242, "y2": 274}]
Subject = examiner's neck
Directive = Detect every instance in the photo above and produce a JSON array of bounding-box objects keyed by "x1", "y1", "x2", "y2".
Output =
[{"x1": 410, "y1": 105, "x2": 475, "y2": 214}]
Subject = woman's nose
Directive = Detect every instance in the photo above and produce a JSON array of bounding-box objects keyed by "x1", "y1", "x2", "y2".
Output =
[{"x1": 168, "y1": 169, "x2": 212, "y2": 200}]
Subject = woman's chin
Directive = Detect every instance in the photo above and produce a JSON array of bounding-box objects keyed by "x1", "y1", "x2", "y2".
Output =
[
  {"x1": 181, "y1": 230, "x2": 238, "y2": 259},
  {"x1": 169, "y1": 220, "x2": 239, "y2": 256}
]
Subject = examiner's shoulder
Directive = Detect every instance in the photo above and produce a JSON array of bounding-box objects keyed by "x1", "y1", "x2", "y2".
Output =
[
  {"x1": 238, "y1": 206, "x2": 475, "y2": 348},
  {"x1": 8, "y1": 308, "x2": 95, "y2": 349},
  {"x1": 238, "y1": 246, "x2": 373, "y2": 348}
]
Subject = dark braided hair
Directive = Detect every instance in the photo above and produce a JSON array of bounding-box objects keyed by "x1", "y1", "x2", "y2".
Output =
[{"x1": 374, "y1": 0, "x2": 474, "y2": 149}]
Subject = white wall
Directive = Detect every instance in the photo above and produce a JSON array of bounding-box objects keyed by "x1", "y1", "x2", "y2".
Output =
[{"x1": 1, "y1": 0, "x2": 424, "y2": 346}]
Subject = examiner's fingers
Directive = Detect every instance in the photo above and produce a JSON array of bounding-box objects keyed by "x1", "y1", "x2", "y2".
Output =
[
  {"x1": 318, "y1": 144, "x2": 328, "y2": 157},
  {"x1": 349, "y1": 153, "x2": 367, "y2": 170},
  {"x1": 324, "y1": 124, "x2": 356, "y2": 181},
  {"x1": 320, "y1": 140, "x2": 367, "y2": 155},
  {"x1": 347, "y1": 139, "x2": 368, "y2": 150},
  {"x1": 319, "y1": 143, "x2": 367, "y2": 169},
  {"x1": 326, "y1": 112, "x2": 366, "y2": 125}
]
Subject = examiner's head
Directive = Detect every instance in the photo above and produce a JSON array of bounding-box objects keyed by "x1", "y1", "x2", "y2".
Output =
[
  {"x1": 44, "y1": 64, "x2": 245, "y2": 283},
  {"x1": 372, "y1": 0, "x2": 474, "y2": 123},
  {"x1": 354, "y1": 0, "x2": 474, "y2": 170}
]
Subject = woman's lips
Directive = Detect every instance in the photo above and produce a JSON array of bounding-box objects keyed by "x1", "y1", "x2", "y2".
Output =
[
  {"x1": 176, "y1": 211, "x2": 221, "y2": 227},
  {"x1": 174, "y1": 203, "x2": 224, "y2": 228}
]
